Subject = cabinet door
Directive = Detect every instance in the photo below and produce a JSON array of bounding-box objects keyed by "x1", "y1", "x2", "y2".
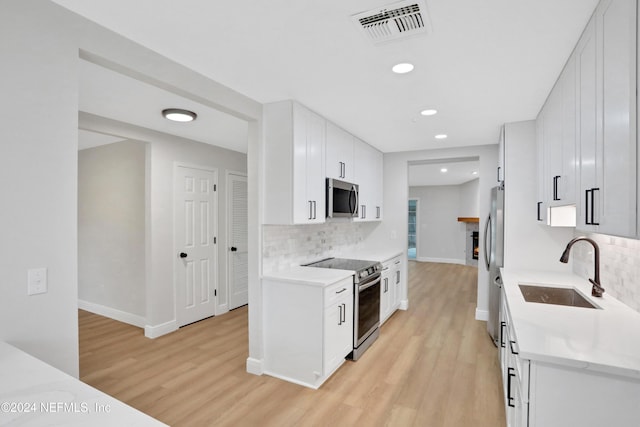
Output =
[
  {"x1": 306, "y1": 109, "x2": 326, "y2": 224},
  {"x1": 576, "y1": 17, "x2": 598, "y2": 231},
  {"x1": 560, "y1": 55, "x2": 577, "y2": 205},
  {"x1": 497, "y1": 125, "x2": 505, "y2": 183},
  {"x1": 380, "y1": 268, "x2": 392, "y2": 322},
  {"x1": 326, "y1": 122, "x2": 354, "y2": 181},
  {"x1": 535, "y1": 111, "x2": 547, "y2": 223},
  {"x1": 393, "y1": 258, "x2": 402, "y2": 307},
  {"x1": 292, "y1": 104, "x2": 326, "y2": 224},
  {"x1": 324, "y1": 295, "x2": 353, "y2": 375},
  {"x1": 354, "y1": 138, "x2": 383, "y2": 222},
  {"x1": 544, "y1": 82, "x2": 563, "y2": 207},
  {"x1": 595, "y1": 0, "x2": 637, "y2": 237}
]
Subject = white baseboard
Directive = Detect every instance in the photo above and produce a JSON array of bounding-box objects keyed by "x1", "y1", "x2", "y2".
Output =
[
  {"x1": 417, "y1": 257, "x2": 466, "y2": 265},
  {"x1": 246, "y1": 357, "x2": 264, "y2": 375},
  {"x1": 475, "y1": 308, "x2": 489, "y2": 321},
  {"x1": 144, "y1": 320, "x2": 178, "y2": 339},
  {"x1": 78, "y1": 299, "x2": 145, "y2": 328},
  {"x1": 217, "y1": 303, "x2": 229, "y2": 316},
  {"x1": 399, "y1": 299, "x2": 409, "y2": 310}
]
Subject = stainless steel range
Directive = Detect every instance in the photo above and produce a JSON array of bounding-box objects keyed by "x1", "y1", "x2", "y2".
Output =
[{"x1": 304, "y1": 257, "x2": 382, "y2": 360}]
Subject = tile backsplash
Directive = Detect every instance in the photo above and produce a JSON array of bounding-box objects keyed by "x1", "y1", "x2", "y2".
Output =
[
  {"x1": 571, "y1": 231, "x2": 640, "y2": 313},
  {"x1": 263, "y1": 221, "x2": 378, "y2": 273}
]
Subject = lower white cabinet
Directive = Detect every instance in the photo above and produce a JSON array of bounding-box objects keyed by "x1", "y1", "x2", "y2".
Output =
[
  {"x1": 263, "y1": 276, "x2": 353, "y2": 389},
  {"x1": 499, "y1": 288, "x2": 640, "y2": 426},
  {"x1": 380, "y1": 255, "x2": 402, "y2": 324}
]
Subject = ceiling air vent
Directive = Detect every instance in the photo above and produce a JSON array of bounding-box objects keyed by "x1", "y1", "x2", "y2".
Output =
[{"x1": 352, "y1": 0, "x2": 431, "y2": 44}]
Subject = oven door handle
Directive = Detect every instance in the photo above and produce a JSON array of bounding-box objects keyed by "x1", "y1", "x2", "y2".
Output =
[{"x1": 358, "y1": 275, "x2": 381, "y2": 292}]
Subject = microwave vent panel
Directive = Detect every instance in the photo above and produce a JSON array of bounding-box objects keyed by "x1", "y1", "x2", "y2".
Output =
[{"x1": 351, "y1": 0, "x2": 431, "y2": 44}]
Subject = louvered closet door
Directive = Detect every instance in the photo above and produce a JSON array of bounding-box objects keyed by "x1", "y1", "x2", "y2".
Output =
[
  {"x1": 175, "y1": 165, "x2": 218, "y2": 327},
  {"x1": 228, "y1": 173, "x2": 248, "y2": 310}
]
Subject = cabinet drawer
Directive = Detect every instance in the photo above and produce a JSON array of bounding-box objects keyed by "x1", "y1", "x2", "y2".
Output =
[{"x1": 325, "y1": 277, "x2": 353, "y2": 307}]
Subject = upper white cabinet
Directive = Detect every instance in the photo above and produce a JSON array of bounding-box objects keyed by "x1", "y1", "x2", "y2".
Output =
[
  {"x1": 576, "y1": 0, "x2": 637, "y2": 237},
  {"x1": 537, "y1": 54, "x2": 577, "y2": 211},
  {"x1": 497, "y1": 125, "x2": 505, "y2": 184},
  {"x1": 536, "y1": 0, "x2": 637, "y2": 236},
  {"x1": 263, "y1": 100, "x2": 326, "y2": 225},
  {"x1": 354, "y1": 138, "x2": 383, "y2": 222},
  {"x1": 326, "y1": 122, "x2": 354, "y2": 182}
]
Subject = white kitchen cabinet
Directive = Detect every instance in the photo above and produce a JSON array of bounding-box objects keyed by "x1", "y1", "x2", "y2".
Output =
[
  {"x1": 575, "y1": 0, "x2": 637, "y2": 237},
  {"x1": 263, "y1": 276, "x2": 354, "y2": 389},
  {"x1": 354, "y1": 137, "x2": 383, "y2": 222},
  {"x1": 535, "y1": 110, "x2": 547, "y2": 223},
  {"x1": 325, "y1": 121, "x2": 354, "y2": 182},
  {"x1": 497, "y1": 125, "x2": 505, "y2": 184},
  {"x1": 537, "y1": 53, "x2": 577, "y2": 213},
  {"x1": 263, "y1": 100, "x2": 326, "y2": 225},
  {"x1": 380, "y1": 255, "x2": 402, "y2": 324},
  {"x1": 499, "y1": 285, "x2": 640, "y2": 427}
]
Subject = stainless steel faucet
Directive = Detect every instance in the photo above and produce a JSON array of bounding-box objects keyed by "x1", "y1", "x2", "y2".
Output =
[{"x1": 559, "y1": 236, "x2": 604, "y2": 297}]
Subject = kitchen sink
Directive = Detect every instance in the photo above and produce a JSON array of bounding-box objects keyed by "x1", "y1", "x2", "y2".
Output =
[{"x1": 518, "y1": 284, "x2": 598, "y2": 309}]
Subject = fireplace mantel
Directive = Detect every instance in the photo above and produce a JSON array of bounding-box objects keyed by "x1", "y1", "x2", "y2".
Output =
[{"x1": 457, "y1": 217, "x2": 479, "y2": 223}]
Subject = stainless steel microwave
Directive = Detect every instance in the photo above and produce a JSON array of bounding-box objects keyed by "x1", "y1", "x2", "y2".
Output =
[{"x1": 326, "y1": 178, "x2": 359, "y2": 218}]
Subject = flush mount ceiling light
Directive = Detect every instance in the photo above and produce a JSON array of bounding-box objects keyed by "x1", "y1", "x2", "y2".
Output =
[
  {"x1": 162, "y1": 108, "x2": 197, "y2": 122},
  {"x1": 420, "y1": 109, "x2": 438, "y2": 116},
  {"x1": 472, "y1": 171, "x2": 478, "y2": 175},
  {"x1": 440, "y1": 168, "x2": 448, "y2": 173},
  {"x1": 435, "y1": 134, "x2": 448, "y2": 140},
  {"x1": 392, "y1": 63, "x2": 414, "y2": 74}
]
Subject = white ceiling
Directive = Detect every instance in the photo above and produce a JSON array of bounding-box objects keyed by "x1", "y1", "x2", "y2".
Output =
[
  {"x1": 55, "y1": 0, "x2": 599, "y2": 153},
  {"x1": 79, "y1": 59, "x2": 249, "y2": 153},
  {"x1": 409, "y1": 160, "x2": 479, "y2": 186}
]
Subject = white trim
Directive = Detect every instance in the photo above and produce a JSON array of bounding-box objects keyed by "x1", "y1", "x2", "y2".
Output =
[
  {"x1": 246, "y1": 357, "x2": 264, "y2": 375},
  {"x1": 78, "y1": 299, "x2": 145, "y2": 328},
  {"x1": 399, "y1": 299, "x2": 409, "y2": 310},
  {"x1": 417, "y1": 257, "x2": 466, "y2": 265},
  {"x1": 475, "y1": 308, "x2": 489, "y2": 321},
  {"x1": 144, "y1": 320, "x2": 178, "y2": 339}
]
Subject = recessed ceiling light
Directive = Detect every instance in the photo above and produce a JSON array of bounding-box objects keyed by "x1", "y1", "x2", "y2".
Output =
[
  {"x1": 435, "y1": 134, "x2": 448, "y2": 140},
  {"x1": 162, "y1": 108, "x2": 197, "y2": 122},
  {"x1": 392, "y1": 63, "x2": 414, "y2": 74},
  {"x1": 420, "y1": 109, "x2": 438, "y2": 116},
  {"x1": 440, "y1": 168, "x2": 448, "y2": 173},
  {"x1": 472, "y1": 171, "x2": 478, "y2": 175}
]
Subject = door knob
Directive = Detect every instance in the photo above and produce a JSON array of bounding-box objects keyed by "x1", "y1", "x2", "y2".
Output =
[
  {"x1": 230, "y1": 247, "x2": 237, "y2": 252},
  {"x1": 179, "y1": 252, "x2": 188, "y2": 258}
]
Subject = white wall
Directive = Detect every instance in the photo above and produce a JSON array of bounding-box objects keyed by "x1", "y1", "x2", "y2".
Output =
[
  {"x1": 503, "y1": 120, "x2": 574, "y2": 271},
  {"x1": 0, "y1": 0, "x2": 262, "y2": 375},
  {"x1": 459, "y1": 178, "x2": 480, "y2": 217},
  {"x1": 79, "y1": 114, "x2": 248, "y2": 335},
  {"x1": 366, "y1": 145, "x2": 498, "y2": 320},
  {"x1": 0, "y1": 0, "x2": 80, "y2": 376},
  {"x1": 409, "y1": 186, "x2": 465, "y2": 264},
  {"x1": 78, "y1": 140, "x2": 146, "y2": 324}
]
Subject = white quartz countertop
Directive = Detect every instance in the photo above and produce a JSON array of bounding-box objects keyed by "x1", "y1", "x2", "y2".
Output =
[
  {"x1": 0, "y1": 341, "x2": 167, "y2": 426},
  {"x1": 262, "y1": 249, "x2": 403, "y2": 286},
  {"x1": 262, "y1": 266, "x2": 354, "y2": 287},
  {"x1": 334, "y1": 248, "x2": 404, "y2": 263},
  {"x1": 501, "y1": 268, "x2": 640, "y2": 379}
]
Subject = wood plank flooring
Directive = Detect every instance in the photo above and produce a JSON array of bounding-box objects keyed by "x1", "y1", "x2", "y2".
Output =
[{"x1": 79, "y1": 261, "x2": 505, "y2": 426}]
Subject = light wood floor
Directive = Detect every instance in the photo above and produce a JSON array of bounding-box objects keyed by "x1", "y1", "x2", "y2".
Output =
[{"x1": 79, "y1": 261, "x2": 505, "y2": 426}]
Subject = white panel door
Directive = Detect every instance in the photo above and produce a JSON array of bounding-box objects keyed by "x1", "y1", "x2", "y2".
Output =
[
  {"x1": 175, "y1": 165, "x2": 218, "y2": 327},
  {"x1": 228, "y1": 173, "x2": 248, "y2": 310}
]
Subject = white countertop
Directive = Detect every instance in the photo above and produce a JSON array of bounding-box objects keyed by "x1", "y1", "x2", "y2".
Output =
[
  {"x1": 0, "y1": 341, "x2": 167, "y2": 427},
  {"x1": 262, "y1": 266, "x2": 354, "y2": 287},
  {"x1": 501, "y1": 269, "x2": 640, "y2": 380},
  {"x1": 262, "y1": 250, "x2": 403, "y2": 286}
]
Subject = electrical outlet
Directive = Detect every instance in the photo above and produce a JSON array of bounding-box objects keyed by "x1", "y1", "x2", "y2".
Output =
[{"x1": 27, "y1": 268, "x2": 47, "y2": 296}]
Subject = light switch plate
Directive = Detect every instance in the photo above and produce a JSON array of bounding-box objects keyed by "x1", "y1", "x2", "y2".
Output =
[{"x1": 27, "y1": 268, "x2": 47, "y2": 295}]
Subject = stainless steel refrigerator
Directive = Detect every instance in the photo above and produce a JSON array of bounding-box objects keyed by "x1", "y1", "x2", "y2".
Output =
[{"x1": 484, "y1": 186, "x2": 504, "y2": 346}]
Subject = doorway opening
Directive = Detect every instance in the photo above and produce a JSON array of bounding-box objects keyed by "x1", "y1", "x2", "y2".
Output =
[{"x1": 408, "y1": 198, "x2": 418, "y2": 260}]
